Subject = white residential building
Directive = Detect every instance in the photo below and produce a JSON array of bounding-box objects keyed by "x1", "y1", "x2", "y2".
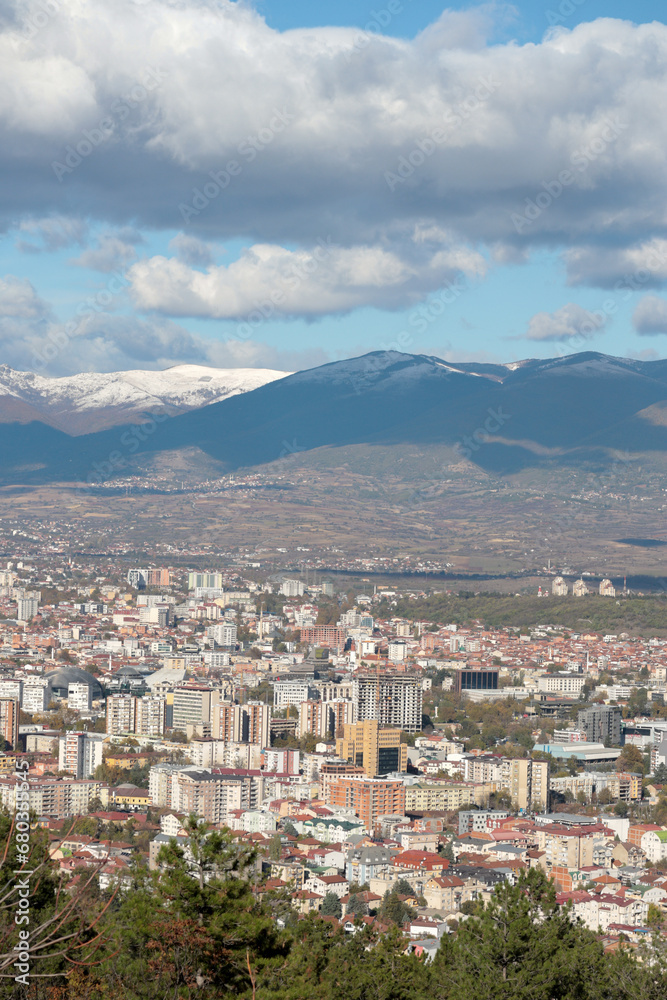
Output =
[
  {"x1": 58, "y1": 732, "x2": 106, "y2": 779},
  {"x1": 17, "y1": 597, "x2": 39, "y2": 621},
  {"x1": 387, "y1": 640, "x2": 408, "y2": 662},
  {"x1": 641, "y1": 830, "x2": 667, "y2": 864},
  {"x1": 22, "y1": 679, "x2": 52, "y2": 713},
  {"x1": 273, "y1": 681, "x2": 313, "y2": 709},
  {"x1": 68, "y1": 683, "x2": 93, "y2": 712},
  {"x1": 536, "y1": 674, "x2": 586, "y2": 695},
  {"x1": 0, "y1": 680, "x2": 22, "y2": 702},
  {"x1": 209, "y1": 623, "x2": 238, "y2": 647}
]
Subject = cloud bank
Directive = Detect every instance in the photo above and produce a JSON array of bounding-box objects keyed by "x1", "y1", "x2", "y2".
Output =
[{"x1": 0, "y1": 4, "x2": 665, "y2": 285}]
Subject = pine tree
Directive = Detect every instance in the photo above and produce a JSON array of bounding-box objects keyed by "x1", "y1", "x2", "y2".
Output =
[
  {"x1": 432, "y1": 868, "x2": 612, "y2": 1000},
  {"x1": 346, "y1": 894, "x2": 368, "y2": 917},
  {"x1": 378, "y1": 889, "x2": 415, "y2": 927},
  {"x1": 653, "y1": 762, "x2": 667, "y2": 783},
  {"x1": 320, "y1": 892, "x2": 342, "y2": 918},
  {"x1": 441, "y1": 838, "x2": 455, "y2": 862},
  {"x1": 99, "y1": 815, "x2": 288, "y2": 999}
]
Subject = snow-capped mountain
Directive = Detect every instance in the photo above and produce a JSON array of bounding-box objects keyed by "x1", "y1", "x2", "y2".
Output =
[
  {"x1": 0, "y1": 364, "x2": 290, "y2": 433},
  {"x1": 1, "y1": 350, "x2": 667, "y2": 484}
]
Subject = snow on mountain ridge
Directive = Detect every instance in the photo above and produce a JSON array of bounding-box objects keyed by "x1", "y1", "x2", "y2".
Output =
[
  {"x1": 0, "y1": 363, "x2": 291, "y2": 434},
  {"x1": 0, "y1": 364, "x2": 290, "y2": 414}
]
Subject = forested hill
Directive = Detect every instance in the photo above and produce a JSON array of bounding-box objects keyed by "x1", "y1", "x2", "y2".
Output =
[{"x1": 388, "y1": 592, "x2": 667, "y2": 636}]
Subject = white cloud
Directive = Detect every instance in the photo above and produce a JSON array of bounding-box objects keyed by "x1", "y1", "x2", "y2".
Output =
[
  {"x1": 0, "y1": 280, "x2": 324, "y2": 375},
  {"x1": 70, "y1": 233, "x2": 139, "y2": 272},
  {"x1": 0, "y1": 275, "x2": 51, "y2": 319},
  {"x1": 565, "y1": 240, "x2": 667, "y2": 289},
  {"x1": 128, "y1": 240, "x2": 487, "y2": 319},
  {"x1": 0, "y1": 4, "x2": 666, "y2": 294},
  {"x1": 525, "y1": 303, "x2": 607, "y2": 342},
  {"x1": 633, "y1": 296, "x2": 667, "y2": 336},
  {"x1": 168, "y1": 233, "x2": 216, "y2": 267}
]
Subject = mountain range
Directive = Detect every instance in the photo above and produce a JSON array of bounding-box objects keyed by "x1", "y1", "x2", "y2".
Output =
[
  {"x1": 0, "y1": 364, "x2": 289, "y2": 434},
  {"x1": 1, "y1": 351, "x2": 667, "y2": 485}
]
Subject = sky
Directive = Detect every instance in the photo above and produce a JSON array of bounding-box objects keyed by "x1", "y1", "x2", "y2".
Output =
[{"x1": 2, "y1": 0, "x2": 667, "y2": 376}]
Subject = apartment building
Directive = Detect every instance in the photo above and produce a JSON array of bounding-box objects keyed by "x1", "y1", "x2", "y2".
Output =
[
  {"x1": 298, "y1": 699, "x2": 355, "y2": 739},
  {"x1": 106, "y1": 694, "x2": 166, "y2": 736},
  {"x1": 170, "y1": 769, "x2": 265, "y2": 826},
  {"x1": 458, "y1": 810, "x2": 510, "y2": 835},
  {"x1": 0, "y1": 680, "x2": 22, "y2": 702},
  {"x1": 0, "y1": 776, "x2": 105, "y2": 818},
  {"x1": 461, "y1": 755, "x2": 504, "y2": 783},
  {"x1": 135, "y1": 697, "x2": 167, "y2": 737},
  {"x1": 577, "y1": 706, "x2": 622, "y2": 746},
  {"x1": 149, "y1": 763, "x2": 185, "y2": 809},
  {"x1": 209, "y1": 623, "x2": 238, "y2": 647},
  {"x1": 0, "y1": 699, "x2": 19, "y2": 750},
  {"x1": 17, "y1": 597, "x2": 39, "y2": 621},
  {"x1": 640, "y1": 830, "x2": 667, "y2": 864},
  {"x1": 327, "y1": 776, "x2": 406, "y2": 831},
  {"x1": 318, "y1": 761, "x2": 365, "y2": 800},
  {"x1": 299, "y1": 626, "x2": 347, "y2": 647},
  {"x1": 188, "y1": 740, "x2": 262, "y2": 770},
  {"x1": 336, "y1": 719, "x2": 407, "y2": 777},
  {"x1": 550, "y1": 771, "x2": 641, "y2": 804},
  {"x1": 106, "y1": 694, "x2": 135, "y2": 735},
  {"x1": 536, "y1": 824, "x2": 596, "y2": 869},
  {"x1": 503, "y1": 758, "x2": 550, "y2": 812},
  {"x1": 566, "y1": 893, "x2": 648, "y2": 932},
  {"x1": 139, "y1": 604, "x2": 171, "y2": 627},
  {"x1": 22, "y1": 679, "x2": 52, "y2": 713},
  {"x1": 210, "y1": 701, "x2": 270, "y2": 746},
  {"x1": 188, "y1": 572, "x2": 224, "y2": 590},
  {"x1": 404, "y1": 782, "x2": 476, "y2": 812},
  {"x1": 346, "y1": 846, "x2": 393, "y2": 884},
  {"x1": 68, "y1": 682, "x2": 92, "y2": 712},
  {"x1": 147, "y1": 568, "x2": 172, "y2": 587},
  {"x1": 354, "y1": 674, "x2": 423, "y2": 733},
  {"x1": 58, "y1": 732, "x2": 106, "y2": 779}
]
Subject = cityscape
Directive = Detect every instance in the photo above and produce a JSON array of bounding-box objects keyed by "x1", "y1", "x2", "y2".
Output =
[
  {"x1": 0, "y1": 544, "x2": 666, "y2": 978},
  {"x1": 2, "y1": 0, "x2": 667, "y2": 997}
]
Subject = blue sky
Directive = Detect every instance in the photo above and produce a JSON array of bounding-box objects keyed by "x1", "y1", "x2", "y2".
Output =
[
  {"x1": 1, "y1": 1, "x2": 667, "y2": 374},
  {"x1": 259, "y1": 1, "x2": 666, "y2": 41}
]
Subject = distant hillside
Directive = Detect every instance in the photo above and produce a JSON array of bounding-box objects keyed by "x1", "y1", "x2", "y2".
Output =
[{"x1": 0, "y1": 351, "x2": 666, "y2": 484}]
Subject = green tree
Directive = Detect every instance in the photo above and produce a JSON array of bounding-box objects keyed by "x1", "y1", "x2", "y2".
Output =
[
  {"x1": 320, "y1": 892, "x2": 342, "y2": 918},
  {"x1": 432, "y1": 868, "x2": 611, "y2": 1000},
  {"x1": 100, "y1": 815, "x2": 287, "y2": 999},
  {"x1": 321, "y1": 924, "x2": 431, "y2": 1000},
  {"x1": 379, "y1": 889, "x2": 415, "y2": 926},
  {"x1": 440, "y1": 838, "x2": 455, "y2": 862},
  {"x1": 616, "y1": 744, "x2": 645, "y2": 773},
  {"x1": 346, "y1": 893, "x2": 369, "y2": 917},
  {"x1": 653, "y1": 763, "x2": 667, "y2": 783},
  {"x1": 268, "y1": 833, "x2": 282, "y2": 860}
]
